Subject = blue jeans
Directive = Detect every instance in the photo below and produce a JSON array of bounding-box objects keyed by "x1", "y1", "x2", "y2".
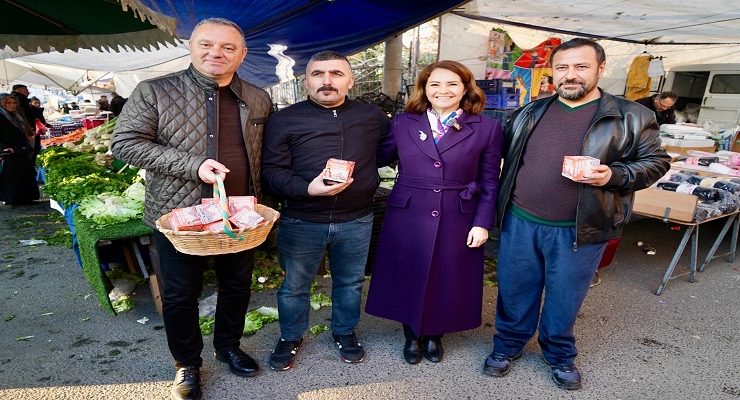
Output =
[
  {"x1": 493, "y1": 213, "x2": 606, "y2": 367},
  {"x1": 276, "y1": 213, "x2": 373, "y2": 340}
]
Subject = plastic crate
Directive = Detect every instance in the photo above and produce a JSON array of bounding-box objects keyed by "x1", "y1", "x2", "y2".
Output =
[
  {"x1": 499, "y1": 79, "x2": 516, "y2": 89},
  {"x1": 476, "y1": 79, "x2": 500, "y2": 94},
  {"x1": 502, "y1": 93, "x2": 519, "y2": 109},
  {"x1": 485, "y1": 94, "x2": 503, "y2": 109}
]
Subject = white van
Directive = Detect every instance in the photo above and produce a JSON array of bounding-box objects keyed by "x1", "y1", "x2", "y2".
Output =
[{"x1": 662, "y1": 63, "x2": 740, "y2": 129}]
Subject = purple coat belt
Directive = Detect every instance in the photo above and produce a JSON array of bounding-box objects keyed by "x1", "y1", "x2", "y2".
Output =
[{"x1": 395, "y1": 174, "x2": 480, "y2": 200}]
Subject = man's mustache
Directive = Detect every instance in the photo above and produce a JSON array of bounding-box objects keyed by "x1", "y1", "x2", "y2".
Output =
[
  {"x1": 317, "y1": 86, "x2": 338, "y2": 93},
  {"x1": 560, "y1": 79, "x2": 583, "y2": 85}
]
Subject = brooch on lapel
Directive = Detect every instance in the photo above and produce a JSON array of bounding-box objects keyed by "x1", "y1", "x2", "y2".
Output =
[
  {"x1": 442, "y1": 109, "x2": 464, "y2": 132},
  {"x1": 418, "y1": 130, "x2": 428, "y2": 141}
]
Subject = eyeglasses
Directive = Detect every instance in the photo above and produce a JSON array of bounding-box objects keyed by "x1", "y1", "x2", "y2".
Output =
[{"x1": 654, "y1": 98, "x2": 675, "y2": 110}]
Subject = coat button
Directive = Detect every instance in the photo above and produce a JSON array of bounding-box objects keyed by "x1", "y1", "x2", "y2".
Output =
[
  {"x1": 208, "y1": 97, "x2": 213, "y2": 101},
  {"x1": 431, "y1": 210, "x2": 439, "y2": 217},
  {"x1": 433, "y1": 161, "x2": 442, "y2": 168},
  {"x1": 433, "y1": 189, "x2": 441, "y2": 193}
]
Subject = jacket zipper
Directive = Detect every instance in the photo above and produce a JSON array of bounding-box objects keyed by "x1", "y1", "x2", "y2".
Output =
[
  {"x1": 330, "y1": 108, "x2": 342, "y2": 222},
  {"x1": 573, "y1": 112, "x2": 614, "y2": 251},
  {"x1": 212, "y1": 90, "x2": 219, "y2": 161}
]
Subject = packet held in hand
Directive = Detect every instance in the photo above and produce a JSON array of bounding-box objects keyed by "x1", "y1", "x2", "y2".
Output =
[
  {"x1": 229, "y1": 208, "x2": 265, "y2": 230},
  {"x1": 562, "y1": 156, "x2": 601, "y2": 181},
  {"x1": 170, "y1": 203, "x2": 223, "y2": 231},
  {"x1": 324, "y1": 158, "x2": 355, "y2": 184}
]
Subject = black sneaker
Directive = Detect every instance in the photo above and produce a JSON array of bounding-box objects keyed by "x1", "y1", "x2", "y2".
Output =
[
  {"x1": 171, "y1": 366, "x2": 202, "y2": 400},
  {"x1": 551, "y1": 364, "x2": 582, "y2": 390},
  {"x1": 269, "y1": 338, "x2": 303, "y2": 371},
  {"x1": 482, "y1": 351, "x2": 522, "y2": 377},
  {"x1": 332, "y1": 332, "x2": 365, "y2": 363}
]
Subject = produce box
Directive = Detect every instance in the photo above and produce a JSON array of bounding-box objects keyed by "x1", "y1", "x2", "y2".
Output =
[{"x1": 632, "y1": 187, "x2": 699, "y2": 223}]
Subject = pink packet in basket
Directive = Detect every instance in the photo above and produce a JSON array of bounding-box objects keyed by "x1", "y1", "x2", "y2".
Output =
[
  {"x1": 202, "y1": 220, "x2": 234, "y2": 232},
  {"x1": 229, "y1": 208, "x2": 265, "y2": 230},
  {"x1": 170, "y1": 203, "x2": 223, "y2": 231},
  {"x1": 201, "y1": 195, "x2": 257, "y2": 215}
]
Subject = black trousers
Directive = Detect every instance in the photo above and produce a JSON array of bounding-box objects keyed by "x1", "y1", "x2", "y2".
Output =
[{"x1": 153, "y1": 231, "x2": 254, "y2": 368}]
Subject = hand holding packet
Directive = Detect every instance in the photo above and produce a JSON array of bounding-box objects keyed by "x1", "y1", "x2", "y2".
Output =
[
  {"x1": 562, "y1": 156, "x2": 601, "y2": 181},
  {"x1": 323, "y1": 158, "x2": 355, "y2": 185}
]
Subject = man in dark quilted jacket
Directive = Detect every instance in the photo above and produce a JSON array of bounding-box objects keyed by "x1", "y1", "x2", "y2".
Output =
[{"x1": 111, "y1": 18, "x2": 272, "y2": 400}]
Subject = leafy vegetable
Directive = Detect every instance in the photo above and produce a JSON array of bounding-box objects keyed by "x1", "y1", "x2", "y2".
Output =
[
  {"x1": 42, "y1": 228, "x2": 72, "y2": 247},
  {"x1": 243, "y1": 313, "x2": 263, "y2": 335},
  {"x1": 111, "y1": 297, "x2": 135, "y2": 313},
  {"x1": 242, "y1": 307, "x2": 280, "y2": 335},
  {"x1": 308, "y1": 324, "x2": 329, "y2": 336},
  {"x1": 254, "y1": 306, "x2": 279, "y2": 323},
  {"x1": 106, "y1": 268, "x2": 146, "y2": 285},
  {"x1": 44, "y1": 154, "x2": 103, "y2": 183},
  {"x1": 37, "y1": 147, "x2": 81, "y2": 168},
  {"x1": 123, "y1": 181, "x2": 146, "y2": 202},
  {"x1": 79, "y1": 193, "x2": 144, "y2": 226},
  {"x1": 199, "y1": 316, "x2": 215, "y2": 336},
  {"x1": 310, "y1": 292, "x2": 332, "y2": 310},
  {"x1": 43, "y1": 173, "x2": 132, "y2": 207}
]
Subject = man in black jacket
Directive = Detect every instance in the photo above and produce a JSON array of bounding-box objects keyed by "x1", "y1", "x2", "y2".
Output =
[
  {"x1": 482, "y1": 38, "x2": 670, "y2": 390},
  {"x1": 635, "y1": 91, "x2": 678, "y2": 125},
  {"x1": 262, "y1": 50, "x2": 390, "y2": 371},
  {"x1": 112, "y1": 18, "x2": 271, "y2": 400}
]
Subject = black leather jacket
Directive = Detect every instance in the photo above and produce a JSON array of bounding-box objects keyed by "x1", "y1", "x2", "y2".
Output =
[{"x1": 499, "y1": 90, "x2": 671, "y2": 244}]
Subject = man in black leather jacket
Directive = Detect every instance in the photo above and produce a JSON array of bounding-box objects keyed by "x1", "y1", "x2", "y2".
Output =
[{"x1": 482, "y1": 38, "x2": 670, "y2": 390}]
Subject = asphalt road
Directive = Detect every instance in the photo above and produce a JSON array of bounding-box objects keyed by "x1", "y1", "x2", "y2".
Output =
[{"x1": 1, "y1": 201, "x2": 738, "y2": 400}]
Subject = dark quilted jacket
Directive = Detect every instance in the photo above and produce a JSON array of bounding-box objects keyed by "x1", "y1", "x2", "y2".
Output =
[{"x1": 111, "y1": 65, "x2": 272, "y2": 228}]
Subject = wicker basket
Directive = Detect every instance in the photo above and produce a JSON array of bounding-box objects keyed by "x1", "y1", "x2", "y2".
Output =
[{"x1": 155, "y1": 204, "x2": 279, "y2": 256}]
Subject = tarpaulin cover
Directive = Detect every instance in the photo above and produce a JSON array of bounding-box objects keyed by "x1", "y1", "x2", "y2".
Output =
[{"x1": 127, "y1": 0, "x2": 464, "y2": 87}]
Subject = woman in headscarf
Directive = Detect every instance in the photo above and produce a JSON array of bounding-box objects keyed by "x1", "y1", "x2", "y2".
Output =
[{"x1": 0, "y1": 93, "x2": 39, "y2": 206}]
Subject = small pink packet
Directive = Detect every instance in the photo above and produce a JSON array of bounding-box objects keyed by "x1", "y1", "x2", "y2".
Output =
[
  {"x1": 170, "y1": 203, "x2": 223, "y2": 231},
  {"x1": 229, "y1": 208, "x2": 265, "y2": 230},
  {"x1": 201, "y1": 195, "x2": 257, "y2": 215},
  {"x1": 324, "y1": 158, "x2": 356, "y2": 184},
  {"x1": 562, "y1": 156, "x2": 600, "y2": 181}
]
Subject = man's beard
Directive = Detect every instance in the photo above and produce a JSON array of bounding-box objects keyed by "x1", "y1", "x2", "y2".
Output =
[{"x1": 556, "y1": 79, "x2": 595, "y2": 101}]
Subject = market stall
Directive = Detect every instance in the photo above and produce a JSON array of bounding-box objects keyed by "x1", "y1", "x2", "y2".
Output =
[
  {"x1": 633, "y1": 150, "x2": 740, "y2": 294},
  {"x1": 37, "y1": 115, "x2": 153, "y2": 315}
]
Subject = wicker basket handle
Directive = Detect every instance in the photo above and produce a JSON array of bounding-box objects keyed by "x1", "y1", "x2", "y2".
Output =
[{"x1": 213, "y1": 173, "x2": 242, "y2": 240}]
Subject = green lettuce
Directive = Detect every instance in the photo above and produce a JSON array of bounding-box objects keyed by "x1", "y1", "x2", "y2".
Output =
[
  {"x1": 310, "y1": 292, "x2": 332, "y2": 310},
  {"x1": 79, "y1": 193, "x2": 144, "y2": 226}
]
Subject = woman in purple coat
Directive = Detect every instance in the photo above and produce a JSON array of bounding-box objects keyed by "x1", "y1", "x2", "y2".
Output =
[{"x1": 365, "y1": 61, "x2": 503, "y2": 364}]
